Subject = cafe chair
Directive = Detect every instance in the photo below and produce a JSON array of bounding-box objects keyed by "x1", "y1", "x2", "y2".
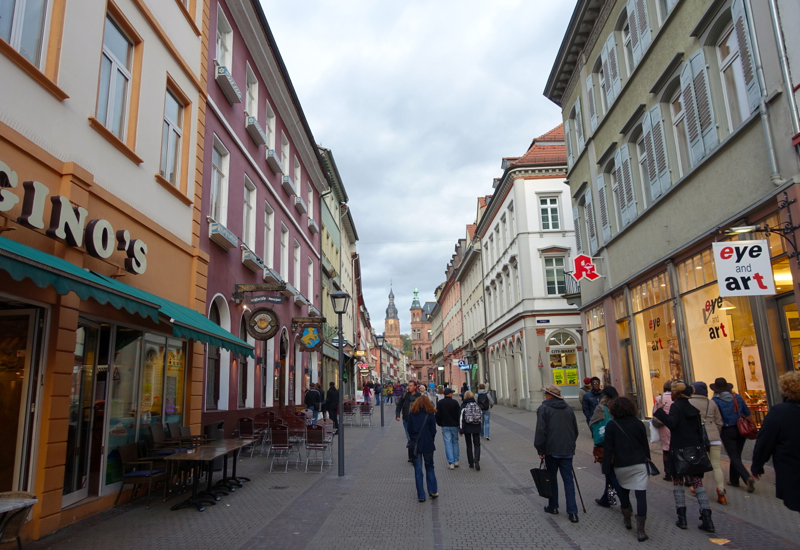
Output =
[
  {"x1": 342, "y1": 402, "x2": 356, "y2": 426},
  {"x1": 0, "y1": 492, "x2": 35, "y2": 550},
  {"x1": 269, "y1": 425, "x2": 301, "y2": 473},
  {"x1": 115, "y1": 443, "x2": 166, "y2": 509},
  {"x1": 235, "y1": 418, "x2": 260, "y2": 458},
  {"x1": 359, "y1": 403, "x2": 373, "y2": 427},
  {"x1": 304, "y1": 425, "x2": 330, "y2": 473}
]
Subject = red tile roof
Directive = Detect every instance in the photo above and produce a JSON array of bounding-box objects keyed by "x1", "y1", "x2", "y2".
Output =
[
  {"x1": 510, "y1": 123, "x2": 566, "y2": 168},
  {"x1": 466, "y1": 224, "x2": 476, "y2": 240}
]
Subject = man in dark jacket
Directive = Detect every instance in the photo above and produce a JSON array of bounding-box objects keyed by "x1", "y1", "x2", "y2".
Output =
[
  {"x1": 304, "y1": 384, "x2": 322, "y2": 426},
  {"x1": 535, "y1": 385, "x2": 580, "y2": 523},
  {"x1": 325, "y1": 381, "x2": 339, "y2": 432},
  {"x1": 436, "y1": 387, "x2": 461, "y2": 469},
  {"x1": 396, "y1": 380, "x2": 421, "y2": 461},
  {"x1": 581, "y1": 377, "x2": 602, "y2": 426}
]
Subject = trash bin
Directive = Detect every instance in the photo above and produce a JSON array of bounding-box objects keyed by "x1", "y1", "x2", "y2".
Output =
[{"x1": 203, "y1": 420, "x2": 225, "y2": 470}]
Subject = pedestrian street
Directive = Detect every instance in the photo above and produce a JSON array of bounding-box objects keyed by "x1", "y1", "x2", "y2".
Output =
[{"x1": 26, "y1": 404, "x2": 799, "y2": 550}]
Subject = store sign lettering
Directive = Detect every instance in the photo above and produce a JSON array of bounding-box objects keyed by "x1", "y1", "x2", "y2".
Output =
[
  {"x1": 702, "y1": 296, "x2": 729, "y2": 340},
  {"x1": 0, "y1": 160, "x2": 147, "y2": 274},
  {"x1": 712, "y1": 241, "x2": 775, "y2": 296},
  {"x1": 649, "y1": 317, "x2": 662, "y2": 350}
]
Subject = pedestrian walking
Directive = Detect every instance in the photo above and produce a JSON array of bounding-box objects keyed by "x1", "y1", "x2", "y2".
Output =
[
  {"x1": 578, "y1": 377, "x2": 592, "y2": 401},
  {"x1": 392, "y1": 382, "x2": 403, "y2": 404},
  {"x1": 476, "y1": 384, "x2": 493, "y2": 440},
  {"x1": 751, "y1": 370, "x2": 800, "y2": 513},
  {"x1": 651, "y1": 381, "x2": 674, "y2": 481},
  {"x1": 435, "y1": 387, "x2": 460, "y2": 469},
  {"x1": 534, "y1": 385, "x2": 580, "y2": 523},
  {"x1": 407, "y1": 394, "x2": 438, "y2": 502},
  {"x1": 690, "y1": 382, "x2": 725, "y2": 504},
  {"x1": 362, "y1": 382, "x2": 372, "y2": 405},
  {"x1": 326, "y1": 381, "x2": 339, "y2": 432},
  {"x1": 654, "y1": 382, "x2": 715, "y2": 533},
  {"x1": 591, "y1": 386, "x2": 620, "y2": 508},
  {"x1": 711, "y1": 377, "x2": 757, "y2": 494},
  {"x1": 385, "y1": 382, "x2": 394, "y2": 404},
  {"x1": 375, "y1": 381, "x2": 382, "y2": 405},
  {"x1": 304, "y1": 383, "x2": 322, "y2": 426},
  {"x1": 460, "y1": 382, "x2": 468, "y2": 399},
  {"x1": 602, "y1": 397, "x2": 650, "y2": 542},
  {"x1": 582, "y1": 377, "x2": 603, "y2": 426},
  {"x1": 396, "y1": 380, "x2": 422, "y2": 462},
  {"x1": 459, "y1": 391, "x2": 482, "y2": 470}
]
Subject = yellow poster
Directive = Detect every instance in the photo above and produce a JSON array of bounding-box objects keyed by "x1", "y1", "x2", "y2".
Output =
[
  {"x1": 552, "y1": 369, "x2": 565, "y2": 385},
  {"x1": 565, "y1": 368, "x2": 579, "y2": 386}
]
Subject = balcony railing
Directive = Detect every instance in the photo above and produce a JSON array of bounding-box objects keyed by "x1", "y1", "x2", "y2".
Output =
[{"x1": 562, "y1": 273, "x2": 581, "y2": 307}]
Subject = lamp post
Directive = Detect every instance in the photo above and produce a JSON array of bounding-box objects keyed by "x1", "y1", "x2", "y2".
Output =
[
  {"x1": 376, "y1": 333, "x2": 385, "y2": 426},
  {"x1": 331, "y1": 290, "x2": 351, "y2": 477}
]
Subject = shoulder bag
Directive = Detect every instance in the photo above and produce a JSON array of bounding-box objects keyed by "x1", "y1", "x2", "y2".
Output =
[
  {"x1": 733, "y1": 393, "x2": 759, "y2": 440},
  {"x1": 673, "y1": 412, "x2": 713, "y2": 476},
  {"x1": 611, "y1": 420, "x2": 660, "y2": 476},
  {"x1": 591, "y1": 406, "x2": 612, "y2": 446},
  {"x1": 406, "y1": 413, "x2": 431, "y2": 458},
  {"x1": 530, "y1": 459, "x2": 553, "y2": 499}
]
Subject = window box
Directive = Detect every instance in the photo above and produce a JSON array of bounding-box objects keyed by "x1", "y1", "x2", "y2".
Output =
[
  {"x1": 293, "y1": 293, "x2": 307, "y2": 306},
  {"x1": 308, "y1": 218, "x2": 319, "y2": 234},
  {"x1": 282, "y1": 282, "x2": 299, "y2": 298},
  {"x1": 308, "y1": 304, "x2": 321, "y2": 317},
  {"x1": 281, "y1": 175, "x2": 296, "y2": 196},
  {"x1": 209, "y1": 220, "x2": 238, "y2": 251},
  {"x1": 263, "y1": 266, "x2": 282, "y2": 284},
  {"x1": 242, "y1": 245, "x2": 265, "y2": 272},
  {"x1": 215, "y1": 66, "x2": 242, "y2": 105},
  {"x1": 294, "y1": 196, "x2": 307, "y2": 214},
  {"x1": 266, "y1": 149, "x2": 283, "y2": 174},
  {"x1": 245, "y1": 116, "x2": 267, "y2": 146}
]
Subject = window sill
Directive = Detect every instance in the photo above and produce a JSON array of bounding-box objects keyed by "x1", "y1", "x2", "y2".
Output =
[
  {"x1": 174, "y1": 0, "x2": 201, "y2": 36},
  {"x1": 0, "y1": 39, "x2": 69, "y2": 101},
  {"x1": 155, "y1": 174, "x2": 193, "y2": 206},
  {"x1": 88, "y1": 117, "x2": 143, "y2": 164}
]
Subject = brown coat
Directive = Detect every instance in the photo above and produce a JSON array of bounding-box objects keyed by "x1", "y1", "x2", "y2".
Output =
[{"x1": 688, "y1": 395, "x2": 723, "y2": 442}]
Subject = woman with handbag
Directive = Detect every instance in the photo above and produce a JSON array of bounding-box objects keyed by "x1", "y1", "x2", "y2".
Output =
[
  {"x1": 602, "y1": 397, "x2": 651, "y2": 542},
  {"x1": 406, "y1": 394, "x2": 439, "y2": 502},
  {"x1": 690, "y1": 382, "x2": 725, "y2": 503},
  {"x1": 654, "y1": 382, "x2": 715, "y2": 533},
  {"x1": 711, "y1": 377, "x2": 756, "y2": 494},
  {"x1": 590, "y1": 386, "x2": 620, "y2": 508},
  {"x1": 651, "y1": 381, "x2": 674, "y2": 481}
]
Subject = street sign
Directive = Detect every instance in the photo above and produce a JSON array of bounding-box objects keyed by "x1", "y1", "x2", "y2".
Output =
[{"x1": 457, "y1": 360, "x2": 469, "y2": 370}]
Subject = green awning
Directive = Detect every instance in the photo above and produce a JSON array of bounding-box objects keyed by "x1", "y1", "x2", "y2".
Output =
[{"x1": 0, "y1": 236, "x2": 254, "y2": 357}]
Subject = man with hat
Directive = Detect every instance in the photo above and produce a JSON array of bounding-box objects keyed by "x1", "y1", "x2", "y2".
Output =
[
  {"x1": 535, "y1": 385, "x2": 580, "y2": 523},
  {"x1": 435, "y1": 387, "x2": 461, "y2": 469},
  {"x1": 578, "y1": 377, "x2": 592, "y2": 402},
  {"x1": 711, "y1": 377, "x2": 757, "y2": 493}
]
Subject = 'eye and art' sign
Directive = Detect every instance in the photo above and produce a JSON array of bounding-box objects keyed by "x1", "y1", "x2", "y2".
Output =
[{"x1": 712, "y1": 241, "x2": 775, "y2": 296}]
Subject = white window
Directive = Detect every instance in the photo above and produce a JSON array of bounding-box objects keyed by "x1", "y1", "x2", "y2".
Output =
[
  {"x1": 307, "y1": 258, "x2": 313, "y2": 298},
  {"x1": 97, "y1": 16, "x2": 132, "y2": 140},
  {"x1": 540, "y1": 197, "x2": 560, "y2": 230},
  {"x1": 544, "y1": 257, "x2": 567, "y2": 295},
  {"x1": 717, "y1": 20, "x2": 754, "y2": 132},
  {"x1": 245, "y1": 64, "x2": 258, "y2": 117},
  {"x1": 1, "y1": 0, "x2": 49, "y2": 68},
  {"x1": 281, "y1": 133, "x2": 290, "y2": 176},
  {"x1": 215, "y1": 6, "x2": 232, "y2": 67},
  {"x1": 243, "y1": 176, "x2": 256, "y2": 248},
  {"x1": 657, "y1": 0, "x2": 679, "y2": 26},
  {"x1": 622, "y1": 20, "x2": 634, "y2": 76},
  {"x1": 293, "y1": 240, "x2": 301, "y2": 288},
  {"x1": 263, "y1": 201, "x2": 274, "y2": 268},
  {"x1": 160, "y1": 90, "x2": 182, "y2": 186},
  {"x1": 670, "y1": 90, "x2": 691, "y2": 177},
  {"x1": 501, "y1": 216, "x2": 507, "y2": 250},
  {"x1": 210, "y1": 138, "x2": 229, "y2": 223},
  {"x1": 265, "y1": 101, "x2": 276, "y2": 150},
  {"x1": 636, "y1": 138, "x2": 650, "y2": 207},
  {"x1": 280, "y1": 224, "x2": 288, "y2": 280},
  {"x1": 294, "y1": 156, "x2": 301, "y2": 186},
  {"x1": 598, "y1": 66, "x2": 609, "y2": 114},
  {"x1": 307, "y1": 184, "x2": 314, "y2": 220},
  {"x1": 508, "y1": 202, "x2": 516, "y2": 236}
]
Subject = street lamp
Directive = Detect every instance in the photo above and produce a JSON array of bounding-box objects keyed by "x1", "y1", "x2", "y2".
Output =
[
  {"x1": 465, "y1": 349, "x2": 474, "y2": 388},
  {"x1": 330, "y1": 290, "x2": 350, "y2": 477},
  {"x1": 376, "y1": 333, "x2": 385, "y2": 427}
]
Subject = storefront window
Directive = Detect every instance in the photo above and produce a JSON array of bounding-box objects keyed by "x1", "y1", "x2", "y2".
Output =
[
  {"x1": 548, "y1": 332, "x2": 579, "y2": 387},
  {"x1": 585, "y1": 305, "x2": 610, "y2": 385},
  {"x1": 106, "y1": 327, "x2": 142, "y2": 485},
  {"x1": 164, "y1": 339, "x2": 185, "y2": 424},
  {"x1": 139, "y1": 335, "x2": 165, "y2": 438}
]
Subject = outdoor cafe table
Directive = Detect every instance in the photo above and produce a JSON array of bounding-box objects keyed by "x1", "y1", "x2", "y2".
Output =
[
  {"x1": 0, "y1": 498, "x2": 38, "y2": 540},
  {"x1": 200, "y1": 438, "x2": 253, "y2": 491}
]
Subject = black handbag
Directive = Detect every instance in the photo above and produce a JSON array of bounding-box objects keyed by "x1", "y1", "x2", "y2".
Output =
[
  {"x1": 611, "y1": 420, "x2": 660, "y2": 477},
  {"x1": 673, "y1": 445, "x2": 713, "y2": 476},
  {"x1": 530, "y1": 459, "x2": 553, "y2": 499},
  {"x1": 406, "y1": 414, "x2": 430, "y2": 458}
]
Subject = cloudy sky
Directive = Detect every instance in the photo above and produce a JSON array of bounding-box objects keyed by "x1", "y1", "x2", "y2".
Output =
[{"x1": 263, "y1": 1, "x2": 573, "y2": 334}]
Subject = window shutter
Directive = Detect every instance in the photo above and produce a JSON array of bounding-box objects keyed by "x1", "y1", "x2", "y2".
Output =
[
  {"x1": 597, "y1": 174, "x2": 612, "y2": 243},
  {"x1": 574, "y1": 98, "x2": 585, "y2": 151},
  {"x1": 641, "y1": 108, "x2": 661, "y2": 201},
  {"x1": 584, "y1": 187, "x2": 598, "y2": 254},
  {"x1": 666, "y1": 0, "x2": 678, "y2": 10},
  {"x1": 606, "y1": 34, "x2": 622, "y2": 99},
  {"x1": 564, "y1": 119, "x2": 574, "y2": 168},
  {"x1": 680, "y1": 60, "x2": 705, "y2": 166},
  {"x1": 573, "y1": 205, "x2": 583, "y2": 254},
  {"x1": 586, "y1": 75, "x2": 598, "y2": 131},
  {"x1": 636, "y1": 0, "x2": 651, "y2": 52},
  {"x1": 627, "y1": 0, "x2": 643, "y2": 66},
  {"x1": 649, "y1": 104, "x2": 671, "y2": 194},
  {"x1": 613, "y1": 148, "x2": 628, "y2": 226},
  {"x1": 601, "y1": 43, "x2": 614, "y2": 108},
  {"x1": 731, "y1": 0, "x2": 759, "y2": 114},
  {"x1": 620, "y1": 144, "x2": 636, "y2": 222},
  {"x1": 690, "y1": 50, "x2": 718, "y2": 156}
]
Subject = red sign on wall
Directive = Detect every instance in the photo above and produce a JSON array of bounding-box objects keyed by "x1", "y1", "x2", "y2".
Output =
[{"x1": 571, "y1": 254, "x2": 600, "y2": 282}]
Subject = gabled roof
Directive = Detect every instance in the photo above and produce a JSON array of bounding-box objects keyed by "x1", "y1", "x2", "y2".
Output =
[
  {"x1": 466, "y1": 224, "x2": 476, "y2": 240},
  {"x1": 509, "y1": 124, "x2": 566, "y2": 168}
]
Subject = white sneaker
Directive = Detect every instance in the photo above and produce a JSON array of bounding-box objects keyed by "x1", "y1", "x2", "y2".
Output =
[
  {"x1": 448, "y1": 464, "x2": 455, "y2": 470},
  {"x1": 454, "y1": 462, "x2": 459, "y2": 467},
  {"x1": 486, "y1": 437, "x2": 490, "y2": 441}
]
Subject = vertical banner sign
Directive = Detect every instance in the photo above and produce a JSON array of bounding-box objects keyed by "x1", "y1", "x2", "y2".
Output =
[{"x1": 712, "y1": 241, "x2": 775, "y2": 296}]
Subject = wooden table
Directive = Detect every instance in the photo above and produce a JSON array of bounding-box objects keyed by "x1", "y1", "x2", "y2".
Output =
[{"x1": 0, "y1": 498, "x2": 38, "y2": 541}]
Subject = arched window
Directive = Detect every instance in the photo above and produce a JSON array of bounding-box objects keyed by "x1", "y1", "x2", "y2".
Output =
[
  {"x1": 549, "y1": 332, "x2": 577, "y2": 347},
  {"x1": 206, "y1": 302, "x2": 221, "y2": 410}
]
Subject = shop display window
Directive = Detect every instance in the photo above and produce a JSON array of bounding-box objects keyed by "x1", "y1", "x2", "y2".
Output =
[
  {"x1": 548, "y1": 332, "x2": 579, "y2": 387},
  {"x1": 585, "y1": 305, "x2": 610, "y2": 385}
]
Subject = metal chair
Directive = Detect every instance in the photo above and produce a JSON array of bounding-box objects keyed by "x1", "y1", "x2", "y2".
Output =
[
  {"x1": 236, "y1": 418, "x2": 259, "y2": 458},
  {"x1": 304, "y1": 425, "x2": 330, "y2": 472},
  {"x1": 342, "y1": 402, "x2": 357, "y2": 426},
  {"x1": 320, "y1": 418, "x2": 335, "y2": 442},
  {"x1": 114, "y1": 443, "x2": 166, "y2": 509},
  {"x1": 269, "y1": 425, "x2": 301, "y2": 473},
  {"x1": 359, "y1": 403, "x2": 373, "y2": 426},
  {"x1": 0, "y1": 492, "x2": 35, "y2": 550}
]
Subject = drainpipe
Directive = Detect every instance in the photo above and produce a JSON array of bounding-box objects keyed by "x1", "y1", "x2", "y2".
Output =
[
  {"x1": 743, "y1": 0, "x2": 783, "y2": 185},
  {"x1": 767, "y1": 0, "x2": 800, "y2": 141}
]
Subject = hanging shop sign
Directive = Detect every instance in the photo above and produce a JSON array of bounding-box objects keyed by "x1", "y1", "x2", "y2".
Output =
[
  {"x1": 245, "y1": 307, "x2": 280, "y2": 341},
  {"x1": 297, "y1": 326, "x2": 322, "y2": 351},
  {"x1": 571, "y1": 254, "x2": 600, "y2": 282},
  {"x1": 248, "y1": 294, "x2": 285, "y2": 305},
  {"x1": 355, "y1": 350, "x2": 366, "y2": 357},
  {"x1": 712, "y1": 241, "x2": 775, "y2": 296},
  {"x1": 0, "y1": 161, "x2": 148, "y2": 273}
]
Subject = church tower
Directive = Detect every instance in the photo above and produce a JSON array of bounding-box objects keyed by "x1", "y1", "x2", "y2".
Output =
[{"x1": 384, "y1": 287, "x2": 403, "y2": 350}]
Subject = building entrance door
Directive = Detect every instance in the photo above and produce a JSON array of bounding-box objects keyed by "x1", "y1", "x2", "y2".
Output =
[{"x1": 777, "y1": 297, "x2": 800, "y2": 372}]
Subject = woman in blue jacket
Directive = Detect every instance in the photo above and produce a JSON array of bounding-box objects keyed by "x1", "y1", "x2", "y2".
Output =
[
  {"x1": 407, "y1": 394, "x2": 438, "y2": 502},
  {"x1": 710, "y1": 377, "x2": 756, "y2": 493}
]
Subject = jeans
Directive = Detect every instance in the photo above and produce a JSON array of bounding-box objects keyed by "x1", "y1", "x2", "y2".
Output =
[
  {"x1": 482, "y1": 412, "x2": 490, "y2": 437},
  {"x1": 311, "y1": 405, "x2": 319, "y2": 426},
  {"x1": 464, "y1": 432, "x2": 480, "y2": 465},
  {"x1": 413, "y1": 452, "x2": 437, "y2": 500},
  {"x1": 721, "y1": 426, "x2": 751, "y2": 484},
  {"x1": 375, "y1": 394, "x2": 381, "y2": 405},
  {"x1": 387, "y1": 395, "x2": 394, "y2": 404},
  {"x1": 545, "y1": 456, "x2": 578, "y2": 514},
  {"x1": 618, "y1": 487, "x2": 647, "y2": 517},
  {"x1": 441, "y1": 427, "x2": 459, "y2": 464}
]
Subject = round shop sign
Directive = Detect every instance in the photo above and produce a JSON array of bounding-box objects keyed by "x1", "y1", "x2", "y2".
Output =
[{"x1": 246, "y1": 307, "x2": 280, "y2": 341}]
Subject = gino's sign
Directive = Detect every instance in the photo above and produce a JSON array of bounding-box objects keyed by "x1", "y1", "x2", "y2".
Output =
[{"x1": 0, "y1": 160, "x2": 148, "y2": 274}]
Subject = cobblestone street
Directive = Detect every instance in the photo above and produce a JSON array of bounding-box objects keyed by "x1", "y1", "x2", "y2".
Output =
[{"x1": 27, "y1": 404, "x2": 799, "y2": 550}]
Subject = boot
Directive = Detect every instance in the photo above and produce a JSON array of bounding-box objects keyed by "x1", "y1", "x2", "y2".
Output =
[
  {"x1": 621, "y1": 507, "x2": 633, "y2": 530},
  {"x1": 717, "y1": 488, "x2": 727, "y2": 505},
  {"x1": 698, "y1": 509, "x2": 715, "y2": 533},
  {"x1": 636, "y1": 516, "x2": 649, "y2": 542},
  {"x1": 676, "y1": 507, "x2": 687, "y2": 529}
]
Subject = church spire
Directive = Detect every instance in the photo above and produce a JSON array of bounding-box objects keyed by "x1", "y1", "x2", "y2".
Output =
[
  {"x1": 411, "y1": 287, "x2": 421, "y2": 309},
  {"x1": 385, "y1": 285, "x2": 398, "y2": 319}
]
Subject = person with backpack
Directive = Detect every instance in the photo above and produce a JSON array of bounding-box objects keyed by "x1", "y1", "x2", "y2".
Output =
[
  {"x1": 304, "y1": 383, "x2": 322, "y2": 426},
  {"x1": 476, "y1": 384, "x2": 494, "y2": 440},
  {"x1": 591, "y1": 386, "x2": 621, "y2": 508},
  {"x1": 459, "y1": 391, "x2": 482, "y2": 470}
]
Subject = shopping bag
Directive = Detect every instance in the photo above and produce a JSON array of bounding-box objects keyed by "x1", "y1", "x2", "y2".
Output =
[
  {"x1": 530, "y1": 459, "x2": 553, "y2": 499},
  {"x1": 649, "y1": 419, "x2": 661, "y2": 444}
]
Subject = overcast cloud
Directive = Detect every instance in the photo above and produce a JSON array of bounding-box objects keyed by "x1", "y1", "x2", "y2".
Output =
[{"x1": 262, "y1": 1, "x2": 573, "y2": 334}]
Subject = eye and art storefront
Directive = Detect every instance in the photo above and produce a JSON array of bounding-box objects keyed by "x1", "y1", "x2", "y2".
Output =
[
  {"x1": 0, "y1": 133, "x2": 251, "y2": 540},
  {"x1": 583, "y1": 214, "x2": 797, "y2": 424}
]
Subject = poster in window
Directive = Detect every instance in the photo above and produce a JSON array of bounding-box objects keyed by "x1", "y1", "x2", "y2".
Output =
[
  {"x1": 552, "y1": 369, "x2": 566, "y2": 385},
  {"x1": 741, "y1": 346, "x2": 765, "y2": 391},
  {"x1": 565, "y1": 368, "x2": 579, "y2": 386}
]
